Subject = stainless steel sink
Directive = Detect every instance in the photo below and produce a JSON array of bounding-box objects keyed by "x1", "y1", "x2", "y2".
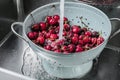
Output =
[
  {"x1": 0, "y1": 0, "x2": 17, "y2": 42},
  {"x1": 0, "y1": 0, "x2": 120, "y2": 80}
]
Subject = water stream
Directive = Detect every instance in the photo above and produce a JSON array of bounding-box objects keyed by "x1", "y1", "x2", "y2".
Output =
[{"x1": 59, "y1": 0, "x2": 64, "y2": 40}]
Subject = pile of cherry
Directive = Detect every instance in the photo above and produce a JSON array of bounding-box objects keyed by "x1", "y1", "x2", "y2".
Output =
[{"x1": 27, "y1": 15, "x2": 104, "y2": 54}]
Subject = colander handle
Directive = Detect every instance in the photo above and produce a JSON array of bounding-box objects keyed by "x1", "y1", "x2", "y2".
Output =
[
  {"x1": 11, "y1": 22, "x2": 29, "y2": 44},
  {"x1": 110, "y1": 18, "x2": 120, "y2": 39}
]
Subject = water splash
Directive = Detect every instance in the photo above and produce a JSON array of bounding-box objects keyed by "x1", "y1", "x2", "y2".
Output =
[{"x1": 21, "y1": 47, "x2": 60, "y2": 80}]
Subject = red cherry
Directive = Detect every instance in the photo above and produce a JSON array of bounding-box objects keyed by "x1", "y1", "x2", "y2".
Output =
[
  {"x1": 72, "y1": 25, "x2": 80, "y2": 33},
  {"x1": 51, "y1": 42, "x2": 57, "y2": 47},
  {"x1": 49, "y1": 18, "x2": 57, "y2": 25},
  {"x1": 53, "y1": 45, "x2": 61, "y2": 50},
  {"x1": 44, "y1": 45, "x2": 52, "y2": 50},
  {"x1": 85, "y1": 31, "x2": 92, "y2": 36},
  {"x1": 50, "y1": 34, "x2": 58, "y2": 40},
  {"x1": 54, "y1": 49, "x2": 61, "y2": 53},
  {"x1": 38, "y1": 32, "x2": 44, "y2": 37},
  {"x1": 36, "y1": 36, "x2": 45, "y2": 45},
  {"x1": 56, "y1": 39, "x2": 65, "y2": 45},
  {"x1": 71, "y1": 36, "x2": 78, "y2": 44},
  {"x1": 64, "y1": 24, "x2": 70, "y2": 31},
  {"x1": 64, "y1": 17, "x2": 68, "y2": 21},
  {"x1": 49, "y1": 29, "x2": 56, "y2": 34},
  {"x1": 40, "y1": 31, "x2": 46, "y2": 37},
  {"x1": 62, "y1": 46, "x2": 68, "y2": 51},
  {"x1": 42, "y1": 30, "x2": 47, "y2": 35},
  {"x1": 68, "y1": 44, "x2": 75, "y2": 52},
  {"x1": 73, "y1": 34, "x2": 79, "y2": 37},
  {"x1": 32, "y1": 24, "x2": 39, "y2": 31},
  {"x1": 78, "y1": 40, "x2": 84, "y2": 45},
  {"x1": 97, "y1": 36, "x2": 104, "y2": 45},
  {"x1": 39, "y1": 32, "x2": 46, "y2": 38},
  {"x1": 91, "y1": 38, "x2": 97, "y2": 45},
  {"x1": 53, "y1": 15, "x2": 60, "y2": 21},
  {"x1": 97, "y1": 37, "x2": 104, "y2": 42},
  {"x1": 33, "y1": 32, "x2": 38, "y2": 39},
  {"x1": 63, "y1": 31, "x2": 67, "y2": 36},
  {"x1": 76, "y1": 46, "x2": 83, "y2": 52},
  {"x1": 46, "y1": 16, "x2": 52, "y2": 22},
  {"x1": 83, "y1": 36, "x2": 90, "y2": 43},
  {"x1": 45, "y1": 33, "x2": 51, "y2": 38},
  {"x1": 79, "y1": 35, "x2": 84, "y2": 40},
  {"x1": 27, "y1": 32, "x2": 35, "y2": 40},
  {"x1": 67, "y1": 31, "x2": 73, "y2": 37},
  {"x1": 39, "y1": 22, "x2": 46, "y2": 30},
  {"x1": 76, "y1": 44, "x2": 82, "y2": 48}
]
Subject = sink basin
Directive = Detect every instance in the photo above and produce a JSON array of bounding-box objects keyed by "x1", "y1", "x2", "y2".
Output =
[
  {"x1": 0, "y1": 0, "x2": 17, "y2": 42},
  {"x1": 0, "y1": 0, "x2": 120, "y2": 80},
  {"x1": 0, "y1": 18, "x2": 15, "y2": 42}
]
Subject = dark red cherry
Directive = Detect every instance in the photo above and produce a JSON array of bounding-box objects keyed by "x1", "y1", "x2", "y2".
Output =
[
  {"x1": 39, "y1": 22, "x2": 46, "y2": 30},
  {"x1": 50, "y1": 34, "x2": 58, "y2": 40},
  {"x1": 32, "y1": 24, "x2": 39, "y2": 31},
  {"x1": 36, "y1": 36, "x2": 45, "y2": 45},
  {"x1": 72, "y1": 25, "x2": 80, "y2": 34},
  {"x1": 27, "y1": 32, "x2": 35, "y2": 40},
  {"x1": 53, "y1": 15, "x2": 60, "y2": 21},
  {"x1": 71, "y1": 36, "x2": 78, "y2": 44},
  {"x1": 49, "y1": 18, "x2": 57, "y2": 25}
]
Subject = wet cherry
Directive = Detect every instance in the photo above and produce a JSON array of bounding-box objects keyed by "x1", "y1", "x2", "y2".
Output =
[
  {"x1": 49, "y1": 18, "x2": 57, "y2": 25},
  {"x1": 50, "y1": 34, "x2": 58, "y2": 40},
  {"x1": 71, "y1": 36, "x2": 78, "y2": 44},
  {"x1": 72, "y1": 25, "x2": 80, "y2": 34},
  {"x1": 27, "y1": 32, "x2": 35, "y2": 40},
  {"x1": 53, "y1": 15, "x2": 60, "y2": 21},
  {"x1": 36, "y1": 36, "x2": 45, "y2": 45},
  {"x1": 39, "y1": 22, "x2": 46, "y2": 30},
  {"x1": 32, "y1": 24, "x2": 39, "y2": 31}
]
